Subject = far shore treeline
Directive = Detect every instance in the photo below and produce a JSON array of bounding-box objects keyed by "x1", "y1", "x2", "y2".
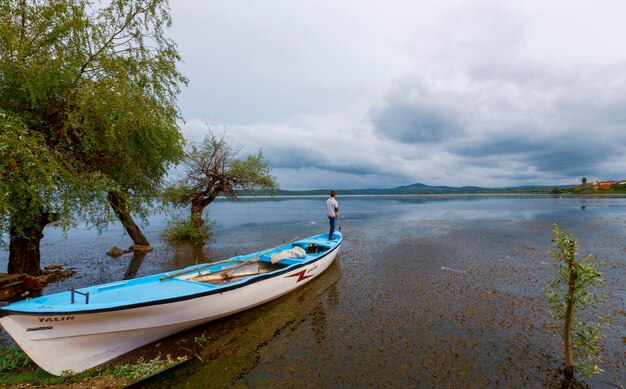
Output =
[{"x1": 241, "y1": 179, "x2": 626, "y2": 196}]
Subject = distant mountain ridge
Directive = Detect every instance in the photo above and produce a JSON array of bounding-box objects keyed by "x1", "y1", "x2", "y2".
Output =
[
  {"x1": 392, "y1": 183, "x2": 489, "y2": 193},
  {"x1": 245, "y1": 182, "x2": 566, "y2": 196}
]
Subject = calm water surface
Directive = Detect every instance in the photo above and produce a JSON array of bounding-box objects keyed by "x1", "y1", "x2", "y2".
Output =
[
  {"x1": 1, "y1": 195, "x2": 624, "y2": 387},
  {"x1": 4, "y1": 194, "x2": 622, "y2": 243}
]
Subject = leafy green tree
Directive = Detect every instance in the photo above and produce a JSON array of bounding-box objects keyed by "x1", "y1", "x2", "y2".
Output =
[
  {"x1": 546, "y1": 225, "x2": 605, "y2": 380},
  {"x1": 163, "y1": 132, "x2": 277, "y2": 240},
  {"x1": 581, "y1": 177, "x2": 587, "y2": 185},
  {"x1": 0, "y1": 0, "x2": 186, "y2": 274}
]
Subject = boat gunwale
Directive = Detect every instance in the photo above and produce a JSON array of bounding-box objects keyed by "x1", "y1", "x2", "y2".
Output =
[{"x1": 1, "y1": 238, "x2": 342, "y2": 317}]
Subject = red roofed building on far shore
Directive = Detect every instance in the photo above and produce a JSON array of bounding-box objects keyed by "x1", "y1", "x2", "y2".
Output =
[{"x1": 591, "y1": 181, "x2": 615, "y2": 190}]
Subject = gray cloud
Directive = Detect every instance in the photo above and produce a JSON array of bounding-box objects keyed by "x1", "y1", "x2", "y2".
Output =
[
  {"x1": 368, "y1": 57, "x2": 626, "y2": 185},
  {"x1": 453, "y1": 133, "x2": 623, "y2": 178},
  {"x1": 260, "y1": 140, "x2": 408, "y2": 179},
  {"x1": 372, "y1": 100, "x2": 461, "y2": 144},
  {"x1": 173, "y1": 1, "x2": 626, "y2": 189}
]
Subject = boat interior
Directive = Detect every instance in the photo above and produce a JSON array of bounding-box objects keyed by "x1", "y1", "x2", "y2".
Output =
[{"x1": 180, "y1": 241, "x2": 332, "y2": 285}]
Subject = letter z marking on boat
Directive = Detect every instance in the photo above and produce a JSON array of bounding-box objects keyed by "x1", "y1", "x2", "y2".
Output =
[{"x1": 286, "y1": 270, "x2": 313, "y2": 283}]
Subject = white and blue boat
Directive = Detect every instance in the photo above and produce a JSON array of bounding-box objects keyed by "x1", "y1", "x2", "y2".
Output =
[{"x1": 0, "y1": 232, "x2": 342, "y2": 375}]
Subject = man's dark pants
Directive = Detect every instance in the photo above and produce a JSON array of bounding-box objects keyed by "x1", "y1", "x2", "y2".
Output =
[{"x1": 328, "y1": 217, "x2": 336, "y2": 240}]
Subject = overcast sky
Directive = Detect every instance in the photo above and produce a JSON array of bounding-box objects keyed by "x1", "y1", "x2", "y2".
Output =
[{"x1": 168, "y1": 1, "x2": 626, "y2": 190}]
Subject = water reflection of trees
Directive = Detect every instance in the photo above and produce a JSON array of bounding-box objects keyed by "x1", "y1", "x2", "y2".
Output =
[
  {"x1": 123, "y1": 253, "x2": 147, "y2": 280},
  {"x1": 167, "y1": 242, "x2": 209, "y2": 271},
  {"x1": 121, "y1": 243, "x2": 215, "y2": 280}
]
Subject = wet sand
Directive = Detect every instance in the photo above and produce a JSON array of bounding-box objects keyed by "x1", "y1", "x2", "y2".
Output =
[
  {"x1": 1, "y1": 200, "x2": 625, "y2": 388},
  {"x1": 132, "y1": 218, "x2": 624, "y2": 388}
]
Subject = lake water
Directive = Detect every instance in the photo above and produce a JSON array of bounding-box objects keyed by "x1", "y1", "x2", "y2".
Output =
[
  {"x1": 3, "y1": 194, "x2": 622, "y2": 245},
  {"x1": 3, "y1": 194, "x2": 621, "y2": 273},
  {"x1": 1, "y1": 195, "x2": 625, "y2": 387},
  {"x1": 207, "y1": 194, "x2": 626, "y2": 226}
]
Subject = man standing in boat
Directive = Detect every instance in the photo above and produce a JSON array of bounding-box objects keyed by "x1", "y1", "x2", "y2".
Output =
[{"x1": 326, "y1": 190, "x2": 339, "y2": 240}]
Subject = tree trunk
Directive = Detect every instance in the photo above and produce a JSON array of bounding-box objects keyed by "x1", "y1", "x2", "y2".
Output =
[
  {"x1": 191, "y1": 192, "x2": 218, "y2": 228},
  {"x1": 107, "y1": 191, "x2": 150, "y2": 246},
  {"x1": 8, "y1": 212, "x2": 55, "y2": 276},
  {"x1": 9, "y1": 234, "x2": 43, "y2": 276},
  {"x1": 191, "y1": 200, "x2": 205, "y2": 228},
  {"x1": 563, "y1": 240, "x2": 578, "y2": 379}
]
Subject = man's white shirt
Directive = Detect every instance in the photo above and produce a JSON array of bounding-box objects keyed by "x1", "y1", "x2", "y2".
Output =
[{"x1": 326, "y1": 197, "x2": 338, "y2": 218}]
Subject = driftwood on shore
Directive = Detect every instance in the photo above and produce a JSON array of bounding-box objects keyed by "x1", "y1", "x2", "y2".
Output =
[{"x1": 0, "y1": 266, "x2": 76, "y2": 301}]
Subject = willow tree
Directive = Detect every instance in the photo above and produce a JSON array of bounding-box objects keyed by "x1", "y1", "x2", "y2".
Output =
[
  {"x1": 0, "y1": 0, "x2": 186, "y2": 274},
  {"x1": 163, "y1": 132, "x2": 277, "y2": 240}
]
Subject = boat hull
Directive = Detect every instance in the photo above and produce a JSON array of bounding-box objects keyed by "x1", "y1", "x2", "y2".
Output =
[{"x1": 1, "y1": 237, "x2": 340, "y2": 375}]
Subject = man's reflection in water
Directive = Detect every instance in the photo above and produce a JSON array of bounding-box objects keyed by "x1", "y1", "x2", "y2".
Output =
[{"x1": 310, "y1": 264, "x2": 341, "y2": 345}]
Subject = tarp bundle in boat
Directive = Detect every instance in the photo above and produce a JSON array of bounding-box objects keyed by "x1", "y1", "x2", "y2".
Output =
[{"x1": 270, "y1": 246, "x2": 306, "y2": 264}]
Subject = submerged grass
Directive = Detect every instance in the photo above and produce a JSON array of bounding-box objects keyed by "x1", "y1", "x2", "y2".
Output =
[
  {"x1": 162, "y1": 216, "x2": 213, "y2": 245},
  {"x1": 109, "y1": 355, "x2": 189, "y2": 381},
  {"x1": 0, "y1": 347, "x2": 188, "y2": 387}
]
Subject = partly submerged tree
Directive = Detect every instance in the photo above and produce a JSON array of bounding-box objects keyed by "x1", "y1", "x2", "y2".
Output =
[
  {"x1": 162, "y1": 132, "x2": 277, "y2": 241},
  {"x1": 0, "y1": 112, "x2": 110, "y2": 274},
  {"x1": 0, "y1": 0, "x2": 186, "y2": 274},
  {"x1": 546, "y1": 225, "x2": 605, "y2": 380}
]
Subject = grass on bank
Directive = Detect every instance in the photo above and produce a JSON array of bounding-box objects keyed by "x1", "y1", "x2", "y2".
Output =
[
  {"x1": 0, "y1": 346, "x2": 30, "y2": 374},
  {"x1": 0, "y1": 346, "x2": 187, "y2": 386}
]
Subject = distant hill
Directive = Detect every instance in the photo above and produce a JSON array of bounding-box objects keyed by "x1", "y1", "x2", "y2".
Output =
[
  {"x1": 391, "y1": 183, "x2": 489, "y2": 193},
  {"x1": 243, "y1": 182, "x2": 568, "y2": 196}
]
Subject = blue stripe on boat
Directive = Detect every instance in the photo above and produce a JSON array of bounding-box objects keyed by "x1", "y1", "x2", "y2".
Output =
[{"x1": 1, "y1": 232, "x2": 342, "y2": 316}]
